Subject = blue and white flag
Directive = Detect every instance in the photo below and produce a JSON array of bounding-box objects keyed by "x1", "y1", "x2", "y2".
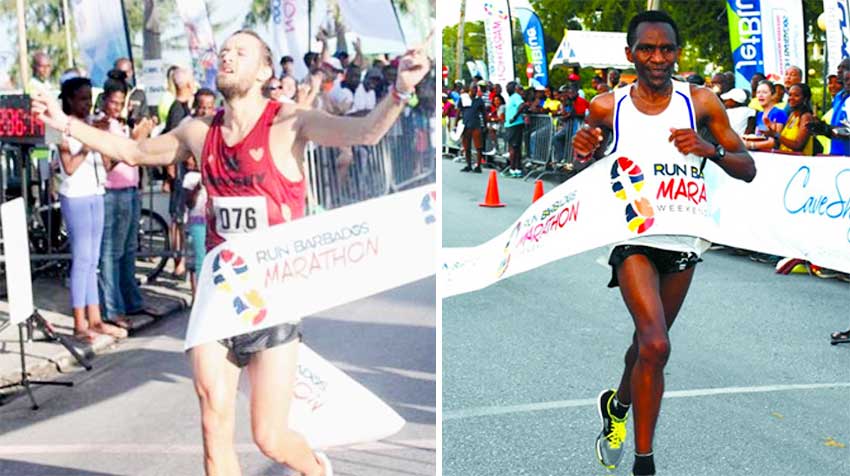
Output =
[
  {"x1": 176, "y1": 0, "x2": 218, "y2": 90},
  {"x1": 726, "y1": 0, "x2": 805, "y2": 89},
  {"x1": 823, "y1": 0, "x2": 850, "y2": 76},
  {"x1": 70, "y1": 0, "x2": 131, "y2": 88},
  {"x1": 515, "y1": 7, "x2": 547, "y2": 87}
]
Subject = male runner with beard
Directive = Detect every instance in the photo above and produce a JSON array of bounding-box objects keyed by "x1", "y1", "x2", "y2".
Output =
[
  {"x1": 33, "y1": 29, "x2": 430, "y2": 476},
  {"x1": 572, "y1": 11, "x2": 755, "y2": 476}
]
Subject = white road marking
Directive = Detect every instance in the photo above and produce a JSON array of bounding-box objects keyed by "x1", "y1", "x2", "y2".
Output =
[
  {"x1": 443, "y1": 382, "x2": 850, "y2": 421},
  {"x1": 0, "y1": 438, "x2": 435, "y2": 455}
]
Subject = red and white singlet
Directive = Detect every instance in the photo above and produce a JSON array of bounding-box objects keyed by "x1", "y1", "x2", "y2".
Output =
[{"x1": 201, "y1": 100, "x2": 306, "y2": 251}]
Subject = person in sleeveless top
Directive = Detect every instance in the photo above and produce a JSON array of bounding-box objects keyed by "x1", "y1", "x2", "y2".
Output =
[
  {"x1": 572, "y1": 11, "x2": 756, "y2": 476},
  {"x1": 32, "y1": 29, "x2": 430, "y2": 476}
]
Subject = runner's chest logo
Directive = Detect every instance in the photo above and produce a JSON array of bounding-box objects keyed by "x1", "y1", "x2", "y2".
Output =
[{"x1": 208, "y1": 153, "x2": 267, "y2": 188}]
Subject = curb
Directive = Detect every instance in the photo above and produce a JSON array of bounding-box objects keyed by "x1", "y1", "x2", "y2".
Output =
[{"x1": 0, "y1": 293, "x2": 188, "y2": 400}]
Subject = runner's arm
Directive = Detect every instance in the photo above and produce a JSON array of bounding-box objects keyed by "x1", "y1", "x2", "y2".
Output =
[
  {"x1": 295, "y1": 45, "x2": 430, "y2": 147},
  {"x1": 294, "y1": 90, "x2": 410, "y2": 147},
  {"x1": 680, "y1": 87, "x2": 756, "y2": 182},
  {"x1": 32, "y1": 90, "x2": 191, "y2": 167}
]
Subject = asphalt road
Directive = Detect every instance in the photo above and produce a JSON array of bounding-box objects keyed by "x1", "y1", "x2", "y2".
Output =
[
  {"x1": 441, "y1": 159, "x2": 850, "y2": 476},
  {"x1": 0, "y1": 277, "x2": 435, "y2": 476}
]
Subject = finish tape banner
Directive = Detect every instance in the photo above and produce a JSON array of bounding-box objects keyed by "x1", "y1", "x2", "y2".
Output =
[
  {"x1": 726, "y1": 0, "x2": 806, "y2": 89},
  {"x1": 441, "y1": 151, "x2": 850, "y2": 298},
  {"x1": 237, "y1": 343, "x2": 404, "y2": 449},
  {"x1": 185, "y1": 184, "x2": 436, "y2": 349}
]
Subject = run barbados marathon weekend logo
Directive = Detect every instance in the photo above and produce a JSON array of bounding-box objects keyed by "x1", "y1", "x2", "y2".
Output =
[
  {"x1": 610, "y1": 156, "x2": 655, "y2": 233},
  {"x1": 783, "y1": 165, "x2": 850, "y2": 242},
  {"x1": 496, "y1": 190, "x2": 580, "y2": 277},
  {"x1": 611, "y1": 157, "x2": 710, "y2": 233},
  {"x1": 213, "y1": 249, "x2": 268, "y2": 326},
  {"x1": 257, "y1": 222, "x2": 378, "y2": 288}
]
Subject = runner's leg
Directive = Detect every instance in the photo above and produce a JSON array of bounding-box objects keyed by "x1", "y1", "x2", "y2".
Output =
[
  {"x1": 616, "y1": 265, "x2": 696, "y2": 406},
  {"x1": 613, "y1": 254, "x2": 668, "y2": 455},
  {"x1": 190, "y1": 342, "x2": 242, "y2": 476},
  {"x1": 246, "y1": 341, "x2": 324, "y2": 476}
]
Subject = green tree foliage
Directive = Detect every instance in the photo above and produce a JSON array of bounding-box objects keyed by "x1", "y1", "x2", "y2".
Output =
[
  {"x1": 0, "y1": 0, "x2": 178, "y2": 87},
  {"x1": 441, "y1": 21, "x2": 486, "y2": 83}
]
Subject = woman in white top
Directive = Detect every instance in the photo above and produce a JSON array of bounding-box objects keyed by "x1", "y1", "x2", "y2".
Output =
[{"x1": 57, "y1": 77, "x2": 126, "y2": 342}]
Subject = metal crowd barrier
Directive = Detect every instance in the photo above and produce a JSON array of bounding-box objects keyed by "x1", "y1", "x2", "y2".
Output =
[
  {"x1": 306, "y1": 110, "x2": 436, "y2": 211},
  {"x1": 523, "y1": 114, "x2": 554, "y2": 169}
]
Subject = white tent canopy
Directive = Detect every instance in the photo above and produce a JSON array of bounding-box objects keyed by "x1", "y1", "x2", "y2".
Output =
[{"x1": 551, "y1": 30, "x2": 632, "y2": 70}]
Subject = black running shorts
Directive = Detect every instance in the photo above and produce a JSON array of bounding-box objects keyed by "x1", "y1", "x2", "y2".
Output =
[
  {"x1": 607, "y1": 245, "x2": 701, "y2": 288},
  {"x1": 218, "y1": 322, "x2": 302, "y2": 367}
]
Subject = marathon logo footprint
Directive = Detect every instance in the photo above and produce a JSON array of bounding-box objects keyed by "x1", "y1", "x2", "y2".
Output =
[
  {"x1": 610, "y1": 156, "x2": 655, "y2": 234},
  {"x1": 212, "y1": 249, "x2": 268, "y2": 326}
]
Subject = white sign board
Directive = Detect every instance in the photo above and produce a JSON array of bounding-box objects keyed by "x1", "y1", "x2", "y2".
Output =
[
  {"x1": 140, "y1": 59, "x2": 168, "y2": 106},
  {"x1": 1, "y1": 198, "x2": 34, "y2": 324}
]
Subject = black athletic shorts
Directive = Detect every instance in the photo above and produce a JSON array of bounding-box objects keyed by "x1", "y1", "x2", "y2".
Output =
[
  {"x1": 218, "y1": 322, "x2": 302, "y2": 367},
  {"x1": 505, "y1": 124, "x2": 524, "y2": 148},
  {"x1": 607, "y1": 245, "x2": 701, "y2": 288}
]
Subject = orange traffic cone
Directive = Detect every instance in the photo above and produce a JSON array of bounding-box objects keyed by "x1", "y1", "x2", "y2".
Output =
[
  {"x1": 532, "y1": 180, "x2": 544, "y2": 203},
  {"x1": 479, "y1": 170, "x2": 506, "y2": 207}
]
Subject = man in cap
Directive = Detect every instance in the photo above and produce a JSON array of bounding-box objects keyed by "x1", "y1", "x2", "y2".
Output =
[{"x1": 719, "y1": 88, "x2": 755, "y2": 136}]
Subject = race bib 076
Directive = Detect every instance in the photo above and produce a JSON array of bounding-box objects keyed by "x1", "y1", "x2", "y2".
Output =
[{"x1": 212, "y1": 196, "x2": 269, "y2": 236}]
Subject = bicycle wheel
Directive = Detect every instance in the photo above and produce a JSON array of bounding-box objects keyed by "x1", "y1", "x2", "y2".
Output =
[{"x1": 137, "y1": 208, "x2": 170, "y2": 283}]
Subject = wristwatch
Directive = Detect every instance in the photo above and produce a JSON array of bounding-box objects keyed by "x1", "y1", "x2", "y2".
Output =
[{"x1": 709, "y1": 144, "x2": 726, "y2": 162}]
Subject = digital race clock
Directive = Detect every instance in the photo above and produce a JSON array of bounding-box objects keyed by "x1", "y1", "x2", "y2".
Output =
[{"x1": 0, "y1": 95, "x2": 45, "y2": 145}]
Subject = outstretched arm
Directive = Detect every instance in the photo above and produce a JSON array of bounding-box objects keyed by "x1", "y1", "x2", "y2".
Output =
[
  {"x1": 295, "y1": 38, "x2": 431, "y2": 147},
  {"x1": 32, "y1": 91, "x2": 191, "y2": 167}
]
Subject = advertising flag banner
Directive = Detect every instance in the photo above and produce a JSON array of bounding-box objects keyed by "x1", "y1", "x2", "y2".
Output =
[
  {"x1": 483, "y1": 0, "x2": 515, "y2": 87},
  {"x1": 70, "y1": 0, "x2": 132, "y2": 88},
  {"x1": 185, "y1": 185, "x2": 436, "y2": 349},
  {"x1": 515, "y1": 7, "x2": 547, "y2": 87},
  {"x1": 823, "y1": 0, "x2": 850, "y2": 76},
  {"x1": 337, "y1": 0, "x2": 406, "y2": 47},
  {"x1": 267, "y1": 0, "x2": 310, "y2": 80},
  {"x1": 726, "y1": 0, "x2": 805, "y2": 89},
  {"x1": 441, "y1": 151, "x2": 850, "y2": 298},
  {"x1": 176, "y1": 0, "x2": 218, "y2": 90}
]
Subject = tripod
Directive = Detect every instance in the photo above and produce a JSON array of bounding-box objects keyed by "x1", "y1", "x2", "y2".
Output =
[{"x1": 0, "y1": 310, "x2": 92, "y2": 410}]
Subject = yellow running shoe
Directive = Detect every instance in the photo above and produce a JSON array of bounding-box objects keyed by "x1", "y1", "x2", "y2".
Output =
[{"x1": 595, "y1": 388, "x2": 628, "y2": 469}]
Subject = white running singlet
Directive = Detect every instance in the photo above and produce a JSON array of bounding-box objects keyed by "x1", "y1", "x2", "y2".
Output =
[{"x1": 605, "y1": 80, "x2": 711, "y2": 255}]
